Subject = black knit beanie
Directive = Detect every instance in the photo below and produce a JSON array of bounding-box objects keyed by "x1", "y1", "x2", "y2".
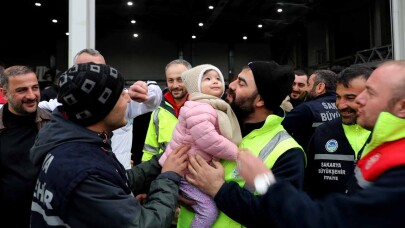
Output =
[
  {"x1": 248, "y1": 61, "x2": 294, "y2": 111},
  {"x1": 57, "y1": 62, "x2": 125, "y2": 127}
]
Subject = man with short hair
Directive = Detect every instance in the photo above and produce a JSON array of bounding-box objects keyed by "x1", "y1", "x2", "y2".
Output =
[
  {"x1": 281, "y1": 70, "x2": 309, "y2": 112},
  {"x1": 73, "y1": 48, "x2": 106, "y2": 65},
  {"x1": 282, "y1": 69, "x2": 340, "y2": 150},
  {"x1": 0, "y1": 66, "x2": 52, "y2": 227},
  {"x1": 30, "y1": 63, "x2": 188, "y2": 227},
  {"x1": 179, "y1": 61, "x2": 305, "y2": 227},
  {"x1": 142, "y1": 59, "x2": 191, "y2": 161},
  {"x1": 305, "y1": 65, "x2": 372, "y2": 198},
  {"x1": 187, "y1": 60, "x2": 405, "y2": 227}
]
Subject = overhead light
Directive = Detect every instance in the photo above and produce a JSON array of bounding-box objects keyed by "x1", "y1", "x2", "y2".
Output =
[
  {"x1": 277, "y1": 8, "x2": 283, "y2": 13},
  {"x1": 52, "y1": 19, "x2": 58, "y2": 23},
  {"x1": 127, "y1": 1, "x2": 133, "y2": 6},
  {"x1": 258, "y1": 24, "x2": 263, "y2": 28},
  {"x1": 131, "y1": 20, "x2": 136, "y2": 24},
  {"x1": 133, "y1": 33, "x2": 139, "y2": 38},
  {"x1": 198, "y1": 22, "x2": 204, "y2": 27},
  {"x1": 66, "y1": 32, "x2": 69, "y2": 36},
  {"x1": 35, "y1": 3, "x2": 41, "y2": 7},
  {"x1": 192, "y1": 35, "x2": 196, "y2": 39},
  {"x1": 208, "y1": 5, "x2": 214, "y2": 10},
  {"x1": 243, "y1": 36, "x2": 248, "y2": 40}
]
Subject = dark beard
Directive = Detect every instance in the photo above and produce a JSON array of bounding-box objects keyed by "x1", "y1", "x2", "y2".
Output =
[
  {"x1": 227, "y1": 92, "x2": 257, "y2": 127},
  {"x1": 230, "y1": 101, "x2": 250, "y2": 127}
]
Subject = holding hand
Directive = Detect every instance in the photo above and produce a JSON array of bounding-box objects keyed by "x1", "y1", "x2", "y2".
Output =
[
  {"x1": 161, "y1": 145, "x2": 190, "y2": 176},
  {"x1": 186, "y1": 154, "x2": 225, "y2": 197},
  {"x1": 128, "y1": 81, "x2": 149, "y2": 102}
]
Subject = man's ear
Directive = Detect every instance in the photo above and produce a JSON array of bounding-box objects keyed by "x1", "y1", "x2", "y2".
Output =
[
  {"x1": 255, "y1": 94, "x2": 265, "y2": 108},
  {"x1": 317, "y1": 82, "x2": 326, "y2": 94},
  {"x1": 395, "y1": 98, "x2": 405, "y2": 118}
]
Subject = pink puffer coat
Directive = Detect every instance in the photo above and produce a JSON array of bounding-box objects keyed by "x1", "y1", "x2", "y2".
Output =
[{"x1": 159, "y1": 100, "x2": 238, "y2": 166}]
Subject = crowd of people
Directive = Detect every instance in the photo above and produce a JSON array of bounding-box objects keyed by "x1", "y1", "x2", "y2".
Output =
[{"x1": 1, "y1": 48, "x2": 405, "y2": 227}]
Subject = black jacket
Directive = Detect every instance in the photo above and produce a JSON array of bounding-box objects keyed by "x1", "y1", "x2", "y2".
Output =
[{"x1": 0, "y1": 105, "x2": 51, "y2": 228}]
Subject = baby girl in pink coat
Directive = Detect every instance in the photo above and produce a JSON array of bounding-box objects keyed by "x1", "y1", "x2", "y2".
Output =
[{"x1": 159, "y1": 64, "x2": 241, "y2": 228}]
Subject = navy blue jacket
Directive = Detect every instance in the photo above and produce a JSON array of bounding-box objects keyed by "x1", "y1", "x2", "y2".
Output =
[
  {"x1": 30, "y1": 109, "x2": 181, "y2": 227},
  {"x1": 305, "y1": 118, "x2": 366, "y2": 198},
  {"x1": 215, "y1": 166, "x2": 405, "y2": 228},
  {"x1": 282, "y1": 92, "x2": 340, "y2": 151}
]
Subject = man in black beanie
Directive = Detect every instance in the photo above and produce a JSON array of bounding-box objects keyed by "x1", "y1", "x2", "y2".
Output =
[
  {"x1": 178, "y1": 61, "x2": 306, "y2": 227},
  {"x1": 30, "y1": 63, "x2": 188, "y2": 227}
]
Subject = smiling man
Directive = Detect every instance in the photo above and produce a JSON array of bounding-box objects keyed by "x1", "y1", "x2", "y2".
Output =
[
  {"x1": 0, "y1": 66, "x2": 52, "y2": 228},
  {"x1": 280, "y1": 70, "x2": 309, "y2": 112},
  {"x1": 304, "y1": 64, "x2": 373, "y2": 198},
  {"x1": 142, "y1": 59, "x2": 192, "y2": 161}
]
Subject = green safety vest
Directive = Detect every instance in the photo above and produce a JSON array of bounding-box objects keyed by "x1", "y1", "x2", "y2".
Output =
[
  {"x1": 141, "y1": 104, "x2": 178, "y2": 162},
  {"x1": 177, "y1": 114, "x2": 303, "y2": 228}
]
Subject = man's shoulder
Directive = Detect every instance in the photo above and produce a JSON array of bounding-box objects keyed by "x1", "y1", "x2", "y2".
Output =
[
  {"x1": 316, "y1": 117, "x2": 342, "y2": 129},
  {"x1": 157, "y1": 103, "x2": 177, "y2": 118},
  {"x1": 36, "y1": 107, "x2": 53, "y2": 128}
]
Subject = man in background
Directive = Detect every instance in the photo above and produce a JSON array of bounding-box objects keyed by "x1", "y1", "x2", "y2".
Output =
[
  {"x1": 282, "y1": 69, "x2": 340, "y2": 150},
  {"x1": 142, "y1": 59, "x2": 191, "y2": 161},
  {"x1": 0, "y1": 66, "x2": 52, "y2": 227},
  {"x1": 305, "y1": 64, "x2": 372, "y2": 198},
  {"x1": 281, "y1": 69, "x2": 309, "y2": 112}
]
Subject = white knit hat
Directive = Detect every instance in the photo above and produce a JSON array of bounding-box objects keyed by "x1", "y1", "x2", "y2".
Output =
[{"x1": 181, "y1": 64, "x2": 225, "y2": 97}]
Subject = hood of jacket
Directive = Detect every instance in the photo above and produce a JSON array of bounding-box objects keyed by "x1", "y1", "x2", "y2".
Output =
[{"x1": 30, "y1": 108, "x2": 110, "y2": 166}]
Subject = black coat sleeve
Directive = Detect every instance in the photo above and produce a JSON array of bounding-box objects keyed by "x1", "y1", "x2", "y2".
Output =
[
  {"x1": 126, "y1": 154, "x2": 162, "y2": 195},
  {"x1": 214, "y1": 148, "x2": 305, "y2": 227},
  {"x1": 267, "y1": 168, "x2": 405, "y2": 228}
]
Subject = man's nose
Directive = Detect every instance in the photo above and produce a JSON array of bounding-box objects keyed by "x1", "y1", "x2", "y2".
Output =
[{"x1": 26, "y1": 88, "x2": 36, "y2": 99}]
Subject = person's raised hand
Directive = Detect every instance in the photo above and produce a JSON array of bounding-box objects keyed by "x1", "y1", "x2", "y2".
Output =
[
  {"x1": 128, "y1": 81, "x2": 148, "y2": 102},
  {"x1": 161, "y1": 145, "x2": 190, "y2": 176},
  {"x1": 186, "y1": 154, "x2": 224, "y2": 197}
]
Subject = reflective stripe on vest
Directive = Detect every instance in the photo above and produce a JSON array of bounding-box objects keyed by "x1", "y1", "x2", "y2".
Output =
[
  {"x1": 258, "y1": 130, "x2": 292, "y2": 161},
  {"x1": 143, "y1": 144, "x2": 159, "y2": 154},
  {"x1": 312, "y1": 122, "x2": 324, "y2": 127},
  {"x1": 354, "y1": 166, "x2": 371, "y2": 188},
  {"x1": 243, "y1": 130, "x2": 293, "y2": 193},
  {"x1": 31, "y1": 202, "x2": 69, "y2": 227},
  {"x1": 152, "y1": 108, "x2": 169, "y2": 152},
  {"x1": 315, "y1": 154, "x2": 355, "y2": 161}
]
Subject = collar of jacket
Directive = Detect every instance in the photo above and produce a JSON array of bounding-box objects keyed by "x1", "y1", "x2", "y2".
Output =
[
  {"x1": 0, "y1": 105, "x2": 52, "y2": 132},
  {"x1": 243, "y1": 114, "x2": 284, "y2": 139},
  {"x1": 163, "y1": 91, "x2": 189, "y2": 117},
  {"x1": 361, "y1": 112, "x2": 405, "y2": 158}
]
